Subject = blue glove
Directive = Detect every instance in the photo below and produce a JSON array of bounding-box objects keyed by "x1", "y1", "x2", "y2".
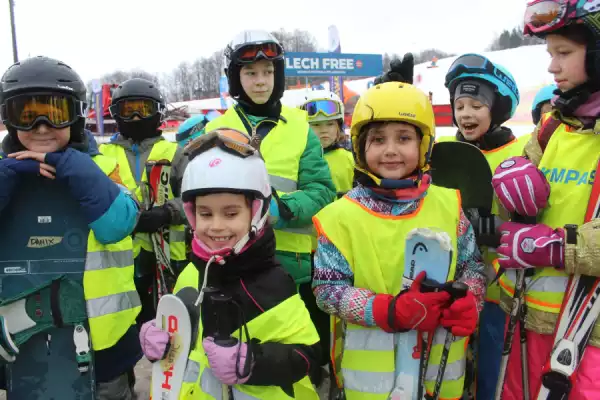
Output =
[
  {"x1": 269, "y1": 198, "x2": 286, "y2": 229},
  {"x1": 0, "y1": 158, "x2": 41, "y2": 175},
  {"x1": 44, "y1": 151, "x2": 65, "y2": 166}
]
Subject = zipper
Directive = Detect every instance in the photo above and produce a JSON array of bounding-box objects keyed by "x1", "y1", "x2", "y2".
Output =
[{"x1": 132, "y1": 143, "x2": 141, "y2": 182}]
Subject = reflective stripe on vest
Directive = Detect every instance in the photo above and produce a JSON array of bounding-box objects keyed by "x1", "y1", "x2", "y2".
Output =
[
  {"x1": 86, "y1": 155, "x2": 140, "y2": 350},
  {"x1": 314, "y1": 186, "x2": 466, "y2": 399},
  {"x1": 499, "y1": 121, "x2": 600, "y2": 315},
  {"x1": 173, "y1": 263, "x2": 320, "y2": 399},
  {"x1": 206, "y1": 107, "x2": 314, "y2": 253},
  {"x1": 99, "y1": 140, "x2": 187, "y2": 261}
]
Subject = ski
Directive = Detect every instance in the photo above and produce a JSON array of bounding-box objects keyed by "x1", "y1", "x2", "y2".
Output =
[
  {"x1": 151, "y1": 287, "x2": 200, "y2": 400},
  {"x1": 536, "y1": 157, "x2": 600, "y2": 400},
  {"x1": 389, "y1": 227, "x2": 453, "y2": 400},
  {"x1": 145, "y1": 160, "x2": 175, "y2": 300}
]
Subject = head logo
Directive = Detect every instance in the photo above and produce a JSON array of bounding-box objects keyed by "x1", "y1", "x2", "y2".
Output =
[
  {"x1": 209, "y1": 158, "x2": 222, "y2": 168},
  {"x1": 399, "y1": 112, "x2": 416, "y2": 118}
]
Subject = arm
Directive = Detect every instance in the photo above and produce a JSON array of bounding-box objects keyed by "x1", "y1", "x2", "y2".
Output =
[
  {"x1": 279, "y1": 129, "x2": 336, "y2": 228},
  {"x1": 0, "y1": 159, "x2": 20, "y2": 214},
  {"x1": 164, "y1": 146, "x2": 189, "y2": 226},
  {"x1": 564, "y1": 219, "x2": 600, "y2": 277},
  {"x1": 245, "y1": 341, "x2": 321, "y2": 389},
  {"x1": 312, "y1": 234, "x2": 379, "y2": 327},
  {"x1": 46, "y1": 149, "x2": 139, "y2": 244},
  {"x1": 454, "y1": 209, "x2": 487, "y2": 312},
  {"x1": 523, "y1": 121, "x2": 545, "y2": 166}
]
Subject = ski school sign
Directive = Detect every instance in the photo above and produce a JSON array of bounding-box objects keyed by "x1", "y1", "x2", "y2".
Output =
[{"x1": 284, "y1": 52, "x2": 383, "y2": 77}]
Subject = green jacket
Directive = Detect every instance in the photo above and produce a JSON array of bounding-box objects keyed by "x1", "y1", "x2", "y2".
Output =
[{"x1": 208, "y1": 105, "x2": 336, "y2": 283}]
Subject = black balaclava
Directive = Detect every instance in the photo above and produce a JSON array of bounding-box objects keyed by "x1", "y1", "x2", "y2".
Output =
[
  {"x1": 116, "y1": 114, "x2": 162, "y2": 143},
  {"x1": 227, "y1": 58, "x2": 285, "y2": 118}
]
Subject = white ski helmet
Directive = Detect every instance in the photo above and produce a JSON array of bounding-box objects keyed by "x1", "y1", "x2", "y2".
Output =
[
  {"x1": 299, "y1": 89, "x2": 345, "y2": 123},
  {"x1": 181, "y1": 129, "x2": 271, "y2": 255}
]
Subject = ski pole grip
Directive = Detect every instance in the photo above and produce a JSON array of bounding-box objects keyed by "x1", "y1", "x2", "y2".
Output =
[
  {"x1": 447, "y1": 281, "x2": 468, "y2": 301},
  {"x1": 210, "y1": 293, "x2": 238, "y2": 348}
]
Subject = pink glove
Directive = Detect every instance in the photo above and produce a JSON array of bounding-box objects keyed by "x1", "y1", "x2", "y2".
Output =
[
  {"x1": 203, "y1": 337, "x2": 252, "y2": 385},
  {"x1": 492, "y1": 157, "x2": 550, "y2": 216},
  {"x1": 139, "y1": 319, "x2": 171, "y2": 362},
  {"x1": 497, "y1": 222, "x2": 565, "y2": 269}
]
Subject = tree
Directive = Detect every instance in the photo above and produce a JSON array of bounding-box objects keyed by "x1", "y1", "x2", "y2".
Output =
[{"x1": 487, "y1": 25, "x2": 544, "y2": 51}]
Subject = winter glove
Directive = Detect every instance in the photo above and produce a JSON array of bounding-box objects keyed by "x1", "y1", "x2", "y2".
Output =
[
  {"x1": 139, "y1": 319, "x2": 170, "y2": 362},
  {"x1": 374, "y1": 53, "x2": 414, "y2": 85},
  {"x1": 203, "y1": 337, "x2": 252, "y2": 385},
  {"x1": 1, "y1": 158, "x2": 42, "y2": 175},
  {"x1": 492, "y1": 157, "x2": 550, "y2": 217},
  {"x1": 374, "y1": 271, "x2": 451, "y2": 332},
  {"x1": 0, "y1": 316, "x2": 18, "y2": 363},
  {"x1": 441, "y1": 290, "x2": 478, "y2": 337},
  {"x1": 135, "y1": 205, "x2": 173, "y2": 233},
  {"x1": 497, "y1": 222, "x2": 565, "y2": 269}
]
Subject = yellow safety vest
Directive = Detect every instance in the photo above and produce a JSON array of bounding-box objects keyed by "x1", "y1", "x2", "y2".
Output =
[
  {"x1": 436, "y1": 134, "x2": 529, "y2": 303},
  {"x1": 314, "y1": 185, "x2": 467, "y2": 400},
  {"x1": 87, "y1": 154, "x2": 141, "y2": 350},
  {"x1": 498, "y1": 118, "x2": 600, "y2": 335},
  {"x1": 99, "y1": 141, "x2": 187, "y2": 261},
  {"x1": 324, "y1": 148, "x2": 355, "y2": 195},
  {"x1": 171, "y1": 264, "x2": 319, "y2": 399},
  {"x1": 206, "y1": 107, "x2": 313, "y2": 254}
]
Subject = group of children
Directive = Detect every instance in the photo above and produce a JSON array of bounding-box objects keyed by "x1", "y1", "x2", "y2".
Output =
[{"x1": 1, "y1": 0, "x2": 600, "y2": 399}]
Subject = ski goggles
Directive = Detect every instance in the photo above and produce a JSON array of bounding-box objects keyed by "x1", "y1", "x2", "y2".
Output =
[
  {"x1": 0, "y1": 93, "x2": 86, "y2": 131},
  {"x1": 445, "y1": 54, "x2": 519, "y2": 98},
  {"x1": 233, "y1": 42, "x2": 284, "y2": 64},
  {"x1": 523, "y1": 0, "x2": 567, "y2": 35},
  {"x1": 301, "y1": 99, "x2": 342, "y2": 119},
  {"x1": 185, "y1": 128, "x2": 256, "y2": 160},
  {"x1": 109, "y1": 98, "x2": 164, "y2": 120}
]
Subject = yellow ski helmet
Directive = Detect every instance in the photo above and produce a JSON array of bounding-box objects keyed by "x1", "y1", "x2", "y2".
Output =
[{"x1": 351, "y1": 82, "x2": 435, "y2": 182}]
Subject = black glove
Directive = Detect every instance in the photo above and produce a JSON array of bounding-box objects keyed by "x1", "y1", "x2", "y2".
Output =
[
  {"x1": 374, "y1": 53, "x2": 414, "y2": 85},
  {"x1": 135, "y1": 205, "x2": 172, "y2": 233}
]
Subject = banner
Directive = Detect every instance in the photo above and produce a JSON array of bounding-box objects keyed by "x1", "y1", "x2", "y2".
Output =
[
  {"x1": 328, "y1": 25, "x2": 344, "y2": 102},
  {"x1": 284, "y1": 52, "x2": 383, "y2": 77},
  {"x1": 219, "y1": 75, "x2": 229, "y2": 109},
  {"x1": 91, "y1": 79, "x2": 104, "y2": 136}
]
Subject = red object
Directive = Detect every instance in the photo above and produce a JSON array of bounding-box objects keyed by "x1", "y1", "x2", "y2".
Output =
[{"x1": 433, "y1": 104, "x2": 453, "y2": 127}]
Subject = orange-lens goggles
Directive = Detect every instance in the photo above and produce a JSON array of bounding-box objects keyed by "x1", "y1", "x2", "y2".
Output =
[
  {"x1": 524, "y1": 0, "x2": 565, "y2": 32},
  {"x1": 111, "y1": 99, "x2": 159, "y2": 120},
  {"x1": 185, "y1": 128, "x2": 255, "y2": 159},
  {"x1": 236, "y1": 43, "x2": 283, "y2": 63},
  {"x1": 2, "y1": 93, "x2": 80, "y2": 131}
]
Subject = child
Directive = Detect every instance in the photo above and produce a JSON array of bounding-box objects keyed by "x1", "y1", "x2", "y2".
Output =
[
  {"x1": 0, "y1": 56, "x2": 141, "y2": 399},
  {"x1": 492, "y1": 2, "x2": 600, "y2": 398},
  {"x1": 300, "y1": 89, "x2": 355, "y2": 198},
  {"x1": 99, "y1": 78, "x2": 189, "y2": 325},
  {"x1": 139, "y1": 128, "x2": 322, "y2": 399},
  {"x1": 441, "y1": 55, "x2": 529, "y2": 399},
  {"x1": 532, "y1": 84, "x2": 558, "y2": 125},
  {"x1": 312, "y1": 82, "x2": 486, "y2": 399}
]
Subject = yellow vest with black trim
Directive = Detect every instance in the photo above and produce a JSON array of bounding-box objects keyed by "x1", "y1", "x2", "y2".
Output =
[
  {"x1": 99, "y1": 141, "x2": 187, "y2": 261},
  {"x1": 498, "y1": 119, "x2": 600, "y2": 331},
  {"x1": 87, "y1": 154, "x2": 141, "y2": 350},
  {"x1": 206, "y1": 107, "x2": 313, "y2": 254},
  {"x1": 171, "y1": 264, "x2": 319, "y2": 399},
  {"x1": 313, "y1": 185, "x2": 467, "y2": 400},
  {"x1": 436, "y1": 134, "x2": 529, "y2": 303}
]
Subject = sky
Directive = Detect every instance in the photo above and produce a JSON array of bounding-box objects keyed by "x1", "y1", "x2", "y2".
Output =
[{"x1": 0, "y1": 0, "x2": 528, "y2": 83}]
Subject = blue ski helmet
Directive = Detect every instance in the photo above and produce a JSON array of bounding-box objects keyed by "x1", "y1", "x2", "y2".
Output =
[
  {"x1": 445, "y1": 53, "x2": 520, "y2": 127},
  {"x1": 176, "y1": 111, "x2": 220, "y2": 147},
  {"x1": 531, "y1": 84, "x2": 557, "y2": 125}
]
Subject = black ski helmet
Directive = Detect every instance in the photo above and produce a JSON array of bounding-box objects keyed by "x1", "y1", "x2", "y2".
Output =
[
  {"x1": 111, "y1": 78, "x2": 166, "y2": 106},
  {"x1": 0, "y1": 56, "x2": 87, "y2": 141},
  {"x1": 224, "y1": 30, "x2": 286, "y2": 105}
]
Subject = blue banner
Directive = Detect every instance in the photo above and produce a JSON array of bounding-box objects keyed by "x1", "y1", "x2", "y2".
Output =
[
  {"x1": 219, "y1": 76, "x2": 229, "y2": 109},
  {"x1": 285, "y1": 52, "x2": 383, "y2": 77}
]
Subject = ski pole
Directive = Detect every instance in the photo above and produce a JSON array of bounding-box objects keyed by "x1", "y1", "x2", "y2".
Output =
[
  {"x1": 520, "y1": 298, "x2": 530, "y2": 400},
  {"x1": 208, "y1": 290, "x2": 238, "y2": 347},
  {"x1": 430, "y1": 281, "x2": 468, "y2": 400},
  {"x1": 494, "y1": 268, "x2": 526, "y2": 400}
]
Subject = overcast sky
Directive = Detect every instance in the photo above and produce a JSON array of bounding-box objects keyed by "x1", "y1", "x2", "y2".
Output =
[{"x1": 0, "y1": 0, "x2": 528, "y2": 83}]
